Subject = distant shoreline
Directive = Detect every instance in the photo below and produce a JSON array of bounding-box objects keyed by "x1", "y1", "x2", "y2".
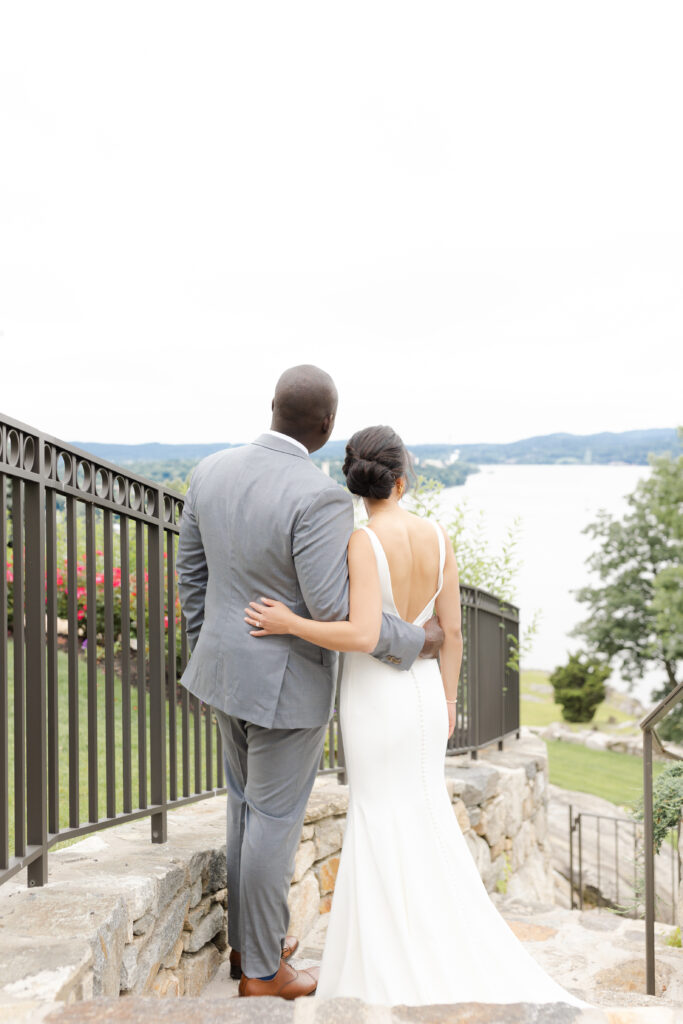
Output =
[{"x1": 70, "y1": 428, "x2": 679, "y2": 491}]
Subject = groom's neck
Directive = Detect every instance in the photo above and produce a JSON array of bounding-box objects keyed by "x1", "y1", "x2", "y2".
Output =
[{"x1": 270, "y1": 417, "x2": 324, "y2": 455}]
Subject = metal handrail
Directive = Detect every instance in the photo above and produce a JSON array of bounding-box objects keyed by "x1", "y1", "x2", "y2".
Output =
[{"x1": 641, "y1": 679, "x2": 683, "y2": 994}]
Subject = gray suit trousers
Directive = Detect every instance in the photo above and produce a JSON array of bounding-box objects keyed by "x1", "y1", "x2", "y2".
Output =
[{"x1": 214, "y1": 709, "x2": 328, "y2": 978}]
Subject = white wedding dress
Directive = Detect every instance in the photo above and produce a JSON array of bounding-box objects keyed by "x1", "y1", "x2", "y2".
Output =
[{"x1": 316, "y1": 521, "x2": 588, "y2": 1007}]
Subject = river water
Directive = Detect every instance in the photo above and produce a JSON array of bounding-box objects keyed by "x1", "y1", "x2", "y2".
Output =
[{"x1": 434, "y1": 464, "x2": 660, "y2": 706}]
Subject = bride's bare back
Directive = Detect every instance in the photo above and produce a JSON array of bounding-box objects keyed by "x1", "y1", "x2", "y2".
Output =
[{"x1": 364, "y1": 508, "x2": 442, "y2": 623}]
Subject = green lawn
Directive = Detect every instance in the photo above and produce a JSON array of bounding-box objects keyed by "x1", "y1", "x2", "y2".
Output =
[
  {"x1": 521, "y1": 669, "x2": 637, "y2": 733},
  {"x1": 520, "y1": 670, "x2": 668, "y2": 812},
  {"x1": 545, "y1": 739, "x2": 665, "y2": 809},
  {"x1": 6, "y1": 640, "x2": 211, "y2": 855}
]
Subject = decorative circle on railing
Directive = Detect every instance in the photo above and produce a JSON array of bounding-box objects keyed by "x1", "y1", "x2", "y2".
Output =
[
  {"x1": 163, "y1": 494, "x2": 173, "y2": 522},
  {"x1": 113, "y1": 475, "x2": 126, "y2": 505},
  {"x1": 175, "y1": 501, "x2": 183, "y2": 525},
  {"x1": 43, "y1": 442, "x2": 54, "y2": 478},
  {"x1": 76, "y1": 460, "x2": 91, "y2": 492},
  {"x1": 22, "y1": 436, "x2": 36, "y2": 473},
  {"x1": 56, "y1": 451, "x2": 72, "y2": 484},
  {"x1": 145, "y1": 488, "x2": 157, "y2": 517},
  {"x1": 7, "y1": 430, "x2": 20, "y2": 467},
  {"x1": 95, "y1": 467, "x2": 110, "y2": 499},
  {"x1": 129, "y1": 481, "x2": 142, "y2": 511}
]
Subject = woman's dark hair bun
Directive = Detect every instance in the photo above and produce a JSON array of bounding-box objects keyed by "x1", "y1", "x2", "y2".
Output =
[
  {"x1": 342, "y1": 425, "x2": 409, "y2": 500},
  {"x1": 344, "y1": 456, "x2": 395, "y2": 500}
]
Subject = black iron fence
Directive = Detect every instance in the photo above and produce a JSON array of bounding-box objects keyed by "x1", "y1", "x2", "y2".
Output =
[
  {"x1": 1, "y1": 413, "x2": 518, "y2": 890},
  {"x1": 567, "y1": 806, "x2": 679, "y2": 924},
  {"x1": 447, "y1": 585, "x2": 520, "y2": 757}
]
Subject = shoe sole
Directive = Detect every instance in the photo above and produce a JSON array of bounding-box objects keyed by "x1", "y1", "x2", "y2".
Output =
[{"x1": 238, "y1": 987, "x2": 317, "y2": 999}]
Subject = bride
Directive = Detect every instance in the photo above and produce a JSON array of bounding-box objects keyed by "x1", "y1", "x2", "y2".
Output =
[{"x1": 245, "y1": 425, "x2": 588, "y2": 1008}]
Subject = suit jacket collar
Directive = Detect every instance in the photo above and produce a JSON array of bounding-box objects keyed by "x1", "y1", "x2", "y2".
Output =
[{"x1": 252, "y1": 432, "x2": 309, "y2": 460}]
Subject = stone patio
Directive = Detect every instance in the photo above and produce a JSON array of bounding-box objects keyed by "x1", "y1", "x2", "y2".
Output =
[{"x1": 10, "y1": 895, "x2": 678, "y2": 1024}]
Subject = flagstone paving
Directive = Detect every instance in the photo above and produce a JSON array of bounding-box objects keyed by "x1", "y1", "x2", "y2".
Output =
[{"x1": 17, "y1": 895, "x2": 681, "y2": 1024}]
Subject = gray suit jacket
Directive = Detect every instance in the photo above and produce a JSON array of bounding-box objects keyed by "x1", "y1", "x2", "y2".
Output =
[{"x1": 176, "y1": 433, "x2": 424, "y2": 728}]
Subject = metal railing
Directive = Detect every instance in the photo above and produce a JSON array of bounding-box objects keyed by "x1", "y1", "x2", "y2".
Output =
[
  {"x1": 0, "y1": 413, "x2": 235, "y2": 888},
  {"x1": 1, "y1": 412, "x2": 516, "y2": 889},
  {"x1": 567, "y1": 806, "x2": 679, "y2": 923},
  {"x1": 447, "y1": 585, "x2": 520, "y2": 756},
  {"x1": 641, "y1": 680, "x2": 683, "y2": 994}
]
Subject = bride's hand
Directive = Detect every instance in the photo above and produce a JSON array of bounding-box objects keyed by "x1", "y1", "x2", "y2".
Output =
[
  {"x1": 245, "y1": 598, "x2": 295, "y2": 636},
  {"x1": 447, "y1": 701, "x2": 456, "y2": 738}
]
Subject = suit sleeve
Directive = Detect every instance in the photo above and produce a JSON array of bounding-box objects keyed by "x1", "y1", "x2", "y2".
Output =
[
  {"x1": 176, "y1": 480, "x2": 208, "y2": 652},
  {"x1": 292, "y1": 486, "x2": 424, "y2": 671}
]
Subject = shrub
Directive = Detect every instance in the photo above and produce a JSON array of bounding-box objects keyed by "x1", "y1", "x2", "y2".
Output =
[
  {"x1": 637, "y1": 763, "x2": 683, "y2": 854},
  {"x1": 549, "y1": 652, "x2": 610, "y2": 723}
]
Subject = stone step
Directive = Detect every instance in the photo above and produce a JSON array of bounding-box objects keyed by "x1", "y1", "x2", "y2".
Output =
[{"x1": 12, "y1": 995, "x2": 681, "y2": 1024}]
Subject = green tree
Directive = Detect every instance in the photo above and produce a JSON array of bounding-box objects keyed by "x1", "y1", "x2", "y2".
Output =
[
  {"x1": 549, "y1": 652, "x2": 610, "y2": 723},
  {"x1": 573, "y1": 430, "x2": 683, "y2": 739}
]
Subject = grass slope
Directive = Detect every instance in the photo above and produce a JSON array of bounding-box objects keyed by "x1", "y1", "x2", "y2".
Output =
[{"x1": 521, "y1": 670, "x2": 665, "y2": 808}]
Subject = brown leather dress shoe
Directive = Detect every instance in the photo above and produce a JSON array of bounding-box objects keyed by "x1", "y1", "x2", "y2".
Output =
[
  {"x1": 239, "y1": 960, "x2": 318, "y2": 999},
  {"x1": 281, "y1": 935, "x2": 299, "y2": 960},
  {"x1": 229, "y1": 936, "x2": 300, "y2": 980}
]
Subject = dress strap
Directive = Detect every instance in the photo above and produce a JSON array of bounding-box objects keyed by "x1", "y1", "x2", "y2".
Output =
[
  {"x1": 356, "y1": 525, "x2": 397, "y2": 611},
  {"x1": 429, "y1": 518, "x2": 446, "y2": 592}
]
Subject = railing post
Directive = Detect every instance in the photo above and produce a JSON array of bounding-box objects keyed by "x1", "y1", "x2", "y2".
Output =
[
  {"x1": 0, "y1": 470, "x2": 8, "y2": 872},
  {"x1": 24, "y1": 441, "x2": 47, "y2": 886},
  {"x1": 578, "y1": 814, "x2": 584, "y2": 910},
  {"x1": 471, "y1": 596, "x2": 479, "y2": 759},
  {"x1": 335, "y1": 660, "x2": 346, "y2": 785},
  {"x1": 643, "y1": 727, "x2": 655, "y2": 995},
  {"x1": 568, "y1": 804, "x2": 574, "y2": 909},
  {"x1": 498, "y1": 607, "x2": 504, "y2": 751},
  {"x1": 148, "y1": 489, "x2": 167, "y2": 844}
]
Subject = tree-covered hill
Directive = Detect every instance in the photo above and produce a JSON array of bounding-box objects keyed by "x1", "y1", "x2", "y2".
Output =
[
  {"x1": 76, "y1": 428, "x2": 680, "y2": 468},
  {"x1": 73, "y1": 427, "x2": 680, "y2": 490},
  {"x1": 453, "y1": 428, "x2": 679, "y2": 465}
]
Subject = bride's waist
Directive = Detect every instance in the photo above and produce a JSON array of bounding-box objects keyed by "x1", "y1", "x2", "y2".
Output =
[{"x1": 341, "y1": 651, "x2": 442, "y2": 680}]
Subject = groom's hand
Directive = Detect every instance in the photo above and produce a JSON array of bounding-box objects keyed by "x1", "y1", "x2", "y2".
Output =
[{"x1": 419, "y1": 614, "x2": 444, "y2": 659}]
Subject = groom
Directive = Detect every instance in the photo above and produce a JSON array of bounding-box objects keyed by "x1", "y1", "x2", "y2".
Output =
[{"x1": 177, "y1": 365, "x2": 443, "y2": 999}]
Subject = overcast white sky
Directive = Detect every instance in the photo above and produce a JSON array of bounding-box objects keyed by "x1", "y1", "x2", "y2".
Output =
[{"x1": 1, "y1": 2, "x2": 681, "y2": 446}]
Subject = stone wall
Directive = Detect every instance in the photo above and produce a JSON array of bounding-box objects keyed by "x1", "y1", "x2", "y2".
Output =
[
  {"x1": 531, "y1": 720, "x2": 683, "y2": 761},
  {"x1": 0, "y1": 733, "x2": 552, "y2": 1012},
  {"x1": 445, "y1": 734, "x2": 554, "y2": 903}
]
